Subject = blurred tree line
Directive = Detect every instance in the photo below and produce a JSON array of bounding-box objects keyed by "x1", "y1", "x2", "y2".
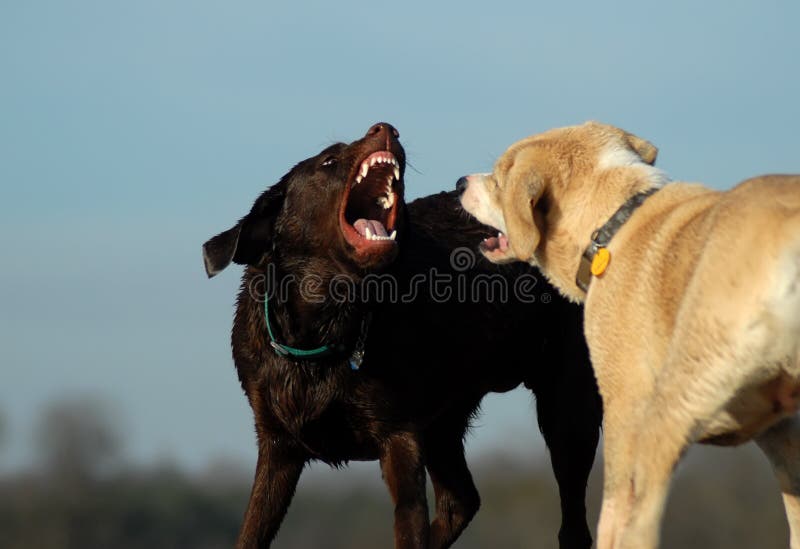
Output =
[{"x1": 0, "y1": 396, "x2": 791, "y2": 548}]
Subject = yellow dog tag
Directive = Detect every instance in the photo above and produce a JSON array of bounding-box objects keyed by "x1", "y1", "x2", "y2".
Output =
[{"x1": 591, "y1": 247, "x2": 610, "y2": 276}]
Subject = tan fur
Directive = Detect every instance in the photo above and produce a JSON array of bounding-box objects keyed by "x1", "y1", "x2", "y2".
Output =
[{"x1": 459, "y1": 121, "x2": 800, "y2": 549}]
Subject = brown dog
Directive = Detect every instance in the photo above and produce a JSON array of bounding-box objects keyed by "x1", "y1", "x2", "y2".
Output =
[
  {"x1": 458, "y1": 121, "x2": 800, "y2": 549},
  {"x1": 204, "y1": 123, "x2": 602, "y2": 548}
]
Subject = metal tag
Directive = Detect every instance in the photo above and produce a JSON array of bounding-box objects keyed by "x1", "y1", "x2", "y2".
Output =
[{"x1": 349, "y1": 350, "x2": 364, "y2": 371}]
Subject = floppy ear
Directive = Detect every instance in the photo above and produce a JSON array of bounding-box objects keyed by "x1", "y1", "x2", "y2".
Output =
[
  {"x1": 202, "y1": 184, "x2": 285, "y2": 278},
  {"x1": 502, "y1": 164, "x2": 545, "y2": 263},
  {"x1": 624, "y1": 132, "x2": 658, "y2": 165},
  {"x1": 203, "y1": 224, "x2": 243, "y2": 278}
]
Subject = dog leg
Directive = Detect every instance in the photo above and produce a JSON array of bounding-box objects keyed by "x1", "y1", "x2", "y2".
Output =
[
  {"x1": 535, "y1": 374, "x2": 601, "y2": 549},
  {"x1": 616, "y1": 424, "x2": 686, "y2": 549},
  {"x1": 596, "y1": 390, "x2": 690, "y2": 549},
  {"x1": 757, "y1": 414, "x2": 800, "y2": 549},
  {"x1": 596, "y1": 408, "x2": 638, "y2": 549},
  {"x1": 613, "y1": 362, "x2": 739, "y2": 549},
  {"x1": 236, "y1": 436, "x2": 305, "y2": 549},
  {"x1": 424, "y1": 406, "x2": 481, "y2": 549},
  {"x1": 380, "y1": 431, "x2": 430, "y2": 549}
]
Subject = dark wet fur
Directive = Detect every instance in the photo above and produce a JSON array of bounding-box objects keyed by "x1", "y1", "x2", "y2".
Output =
[{"x1": 204, "y1": 125, "x2": 601, "y2": 549}]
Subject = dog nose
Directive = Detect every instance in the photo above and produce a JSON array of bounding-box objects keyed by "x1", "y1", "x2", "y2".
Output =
[
  {"x1": 367, "y1": 122, "x2": 400, "y2": 140},
  {"x1": 456, "y1": 176, "x2": 469, "y2": 195},
  {"x1": 366, "y1": 122, "x2": 400, "y2": 152}
]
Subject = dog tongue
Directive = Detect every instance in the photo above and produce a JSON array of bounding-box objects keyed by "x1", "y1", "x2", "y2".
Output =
[
  {"x1": 482, "y1": 233, "x2": 509, "y2": 252},
  {"x1": 498, "y1": 233, "x2": 509, "y2": 251},
  {"x1": 353, "y1": 219, "x2": 388, "y2": 237}
]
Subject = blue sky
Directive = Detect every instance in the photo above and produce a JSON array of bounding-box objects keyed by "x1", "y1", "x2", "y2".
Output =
[{"x1": 2, "y1": 1, "x2": 799, "y2": 473}]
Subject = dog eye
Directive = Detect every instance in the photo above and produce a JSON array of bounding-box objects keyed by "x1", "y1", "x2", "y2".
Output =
[{"x1": 321, "y1": 156, "x2": 338, "y2": 167}]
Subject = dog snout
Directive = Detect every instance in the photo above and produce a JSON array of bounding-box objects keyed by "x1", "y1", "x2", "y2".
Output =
[
  {"x1": 367, "y1": 122, "x2": 400, "y2": 149},
  {"x1": 456, "y1": 176, "x2": 469, "y2": 195}
]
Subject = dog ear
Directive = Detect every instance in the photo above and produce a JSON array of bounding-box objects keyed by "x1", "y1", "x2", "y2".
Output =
[
  {"x1": 624, "y1": 132, "x2": 658, "y2": 165},
  {"x1": 203, "y1": 223, "x2": 244, "y2": 277},
  {"x1": 202, "y1": 184, "x2": 285, "y2": 278},
  {"x1": 502, "y1": 164, "x2": 545, "y2": 263}
]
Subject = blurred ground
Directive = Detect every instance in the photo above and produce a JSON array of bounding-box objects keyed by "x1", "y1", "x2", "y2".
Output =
[{"x1": 0, "y1": 396, "x2": 790, "y2": 548}]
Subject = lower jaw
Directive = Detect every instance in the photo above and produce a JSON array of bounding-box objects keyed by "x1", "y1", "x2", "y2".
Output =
[
  {"x1": 478, "y1": 242, "x2": 513, "y2": 263},
  {"x1": 350, "y1": 239, "x2": 397, "y2": 264},
  {"x1": 341, "y1": 233, "x2": 398, "y2": 267}
]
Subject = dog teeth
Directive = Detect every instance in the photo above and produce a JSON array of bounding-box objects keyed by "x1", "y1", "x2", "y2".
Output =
[
  {"x1": 365, "y1": 230, "x2": 395, "y2": 242},
  {"x1": 354, "y1": 153, "x2": 401, "y2": 187},
  {"x1": 377, "y1": 192, "x2": 395, "y2": 210}
]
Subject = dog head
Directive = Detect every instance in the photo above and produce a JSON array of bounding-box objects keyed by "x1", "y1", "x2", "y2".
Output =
[
  {"x1": 203, "y1": 122, "x2": 406, "y2": 278},
  {"x1": 458, "y1": 121, "x2": 662, "y2": 300}
]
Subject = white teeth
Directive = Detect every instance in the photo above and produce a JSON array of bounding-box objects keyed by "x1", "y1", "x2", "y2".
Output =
[
  {"x1": 354, "y1": 154, "x2": 400, "y2": 187},
  {"x1": 365, "y1": 226, "x2": 373, "y2": 239},
  {"x1": 353, "y1": 162, "x2": 368, "y2": 186},
  {"x1": 377, "y1": 192, "x2": 395, "y2": 210},
  {"x1": 387, "y1": 176, "x2": 393, "y2": 186},
  {"x1": 365, "y1": 230, "x2": 394, "y2": 242}
]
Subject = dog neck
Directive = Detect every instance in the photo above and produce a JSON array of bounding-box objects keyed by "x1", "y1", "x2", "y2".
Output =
[
  {"x1": 536, "y1": 165, "x2": 668, "y2": 303},
  {"x1": 246, "y1": 261, "x2": 366, "y2": 360},
  {"x1": 574, "y1": 187, "x2": 660, "y2": 293}
]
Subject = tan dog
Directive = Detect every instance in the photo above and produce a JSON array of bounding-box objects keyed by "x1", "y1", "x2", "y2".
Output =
[{"x1": 458, "y1": 121, "x2": 800, "y2": 549}]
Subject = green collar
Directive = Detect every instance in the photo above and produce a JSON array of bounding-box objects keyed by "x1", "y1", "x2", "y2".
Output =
[
  {"x1": 575, "y1": 186, "x2": 660, "y2": 293},
  {"x1": 264, "y1": 296, "x2": 370, "y2": 370}
]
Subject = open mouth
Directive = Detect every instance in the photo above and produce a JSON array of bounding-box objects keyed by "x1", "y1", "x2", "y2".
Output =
[
  {"x1": 480, "y1": 231, "x2": 509, "y2": 254},
  {"x1": 339, "y1": 150, "x2": 401, "y2": 254}
]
